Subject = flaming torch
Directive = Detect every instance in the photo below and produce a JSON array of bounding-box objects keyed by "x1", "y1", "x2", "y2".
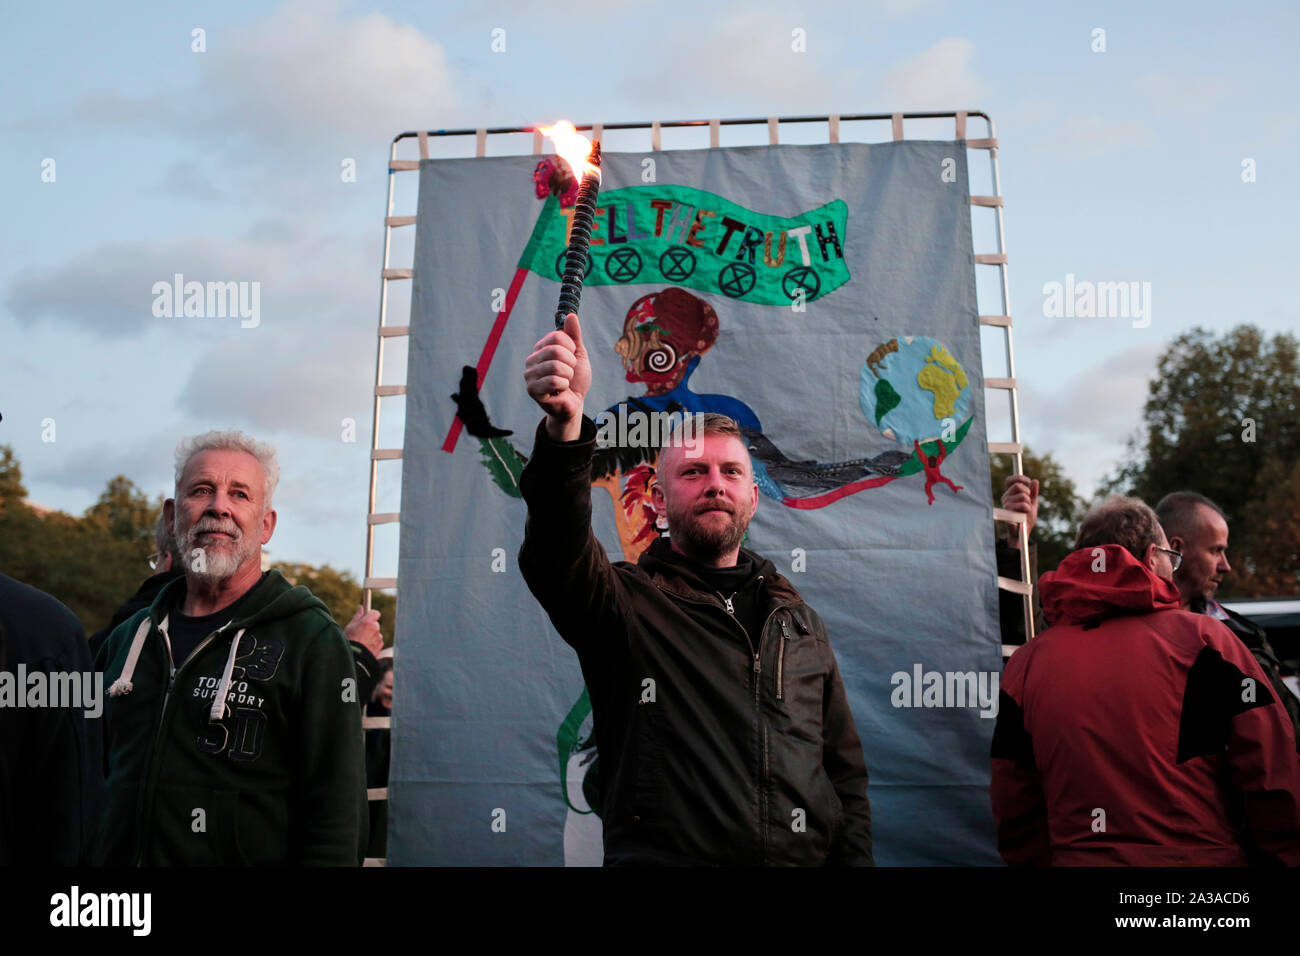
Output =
[{"x1": 539, "y1": 121, "x2": 602, "y2": 329}]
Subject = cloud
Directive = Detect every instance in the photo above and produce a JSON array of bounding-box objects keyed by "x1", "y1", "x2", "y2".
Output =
[
  {"x1": 1024, "y1": 343, "x2": 1160, "y2": 443},
  {"x1": 175, "y1": 326, "x2": 374, "y2": 437},
  {"x1": 1046, "y1": 114, "x2": 1156, "y2": 156},
  {"x1": 4, "y1": 231, "x2": 370, "y2": 337},
  {"x1": 865, "y1": 0, "x2": 940, "y2": 17},
  {"x1": 6, "y1": 1, "x2": 465, "y2": 158},
  {"x1": 877, "y1": 38, "x2": 988, "y2": 110},
  {"x1": 1012, "y1": 342, "x2": 1161, "y2": 495},
  {"x1": 443, "y1": 0, "x2": 643, "y2": 20},
  {"x1": 1261, "y1": 111, "x2": 1300, "y2": 140},
  {"x1": 5, "y1": 239, "x2": 248, "y2": 336},
  {"x1": 1234, "y1": 110, "x2": 1300, "y2": 156},
  {"x1": 3, "y1": 89, "x2": 178, "y2": 136},
  {"x1": 994, "y1": 96, "x2": 1058, "y2": 132},
  {"x1": 614, "y1": 4, "x2": 851, "y2": 113},
  {"x1": 32, "y1": 428, "x2": 180, "y2": 497},
  {"x1": 197, "y1": 0, "x2": 465, "y2": 156},
  {"x1": 1135, "y1": 72, "x2": 1232, "y2": 114},
  {"x1": 153, "y1": 161, "x2": 226, "y2": 201},
  {"x1": 615, "y1": 27, "x2": 987, "y2": 136}
]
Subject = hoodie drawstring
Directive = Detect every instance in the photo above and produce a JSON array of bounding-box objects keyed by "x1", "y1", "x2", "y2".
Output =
[
  {"x1": 108, "y1": 615, "x2": 155, "y2": 697},
  {"x1": 108, "y1": 613, "x2": 245, "y2": 723},
  {"x1": 209, "y1": 628, "x2": 247, "y2": 722}
]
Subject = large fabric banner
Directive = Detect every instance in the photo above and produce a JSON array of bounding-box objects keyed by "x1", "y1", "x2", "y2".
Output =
[{"x1": 390, "y1": 141, "x2": 1004, "y2": 865}]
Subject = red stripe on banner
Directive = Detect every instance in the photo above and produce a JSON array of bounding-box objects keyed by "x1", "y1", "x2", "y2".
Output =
[
  {"x1": 441, "y1": 266, "x2": 531, "y2": 453},
  {"x1": 782, "y1": 474, "x2": 899, "y2": 510}
]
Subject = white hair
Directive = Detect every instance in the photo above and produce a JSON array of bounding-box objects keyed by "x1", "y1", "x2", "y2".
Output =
[{"x1": 174, "y1": 430, "x2": 280, "y2": 509}]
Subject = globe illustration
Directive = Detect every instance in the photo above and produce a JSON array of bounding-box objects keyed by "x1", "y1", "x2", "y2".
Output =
[{"x1": 859, "y1": 336, "x2": 973, "y2": 446}]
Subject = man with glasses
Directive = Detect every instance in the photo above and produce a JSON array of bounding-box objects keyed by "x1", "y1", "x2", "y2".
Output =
[
  {"x1": 991, "y1": 495, "x2": 1300, "y2": 865},
  {"x1": 90, "y1": 505, "x2": 387, "y2": 694},
  {"x1": 1156, "y1": 491, "x2": 1300, "y2": 748},
  {"x1": 1155, "y1": 544, "x2": 1184, "y2": 570},
  {"x1": 94, "y1": 432, "x2": 367, "y2": 865},
  {"x1": 89, "y1": 507, "x2": 186, "y2": 660}
]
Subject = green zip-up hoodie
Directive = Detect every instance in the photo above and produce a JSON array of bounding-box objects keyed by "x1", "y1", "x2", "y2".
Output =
[{"x1": 93, "y1": 570, "x2": 366, "y2": 866}]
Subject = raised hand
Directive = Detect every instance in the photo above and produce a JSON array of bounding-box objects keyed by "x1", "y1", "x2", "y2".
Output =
[
  {"x1": 524, "y1": 312, "x2": 590, "y2": 441},
  {"x1": 1001, "y1": 474, "x2": 1039, "y2": 548}
]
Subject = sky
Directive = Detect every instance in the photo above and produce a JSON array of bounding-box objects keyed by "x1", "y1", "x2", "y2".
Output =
[{"x1": 3, "y1": 0, "x2": 1297, "y2": 581}]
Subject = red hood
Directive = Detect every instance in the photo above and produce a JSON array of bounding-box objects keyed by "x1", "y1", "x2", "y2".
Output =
[{"x1": 1039, "y1": 544, "x2": 1182, "y2": 626}]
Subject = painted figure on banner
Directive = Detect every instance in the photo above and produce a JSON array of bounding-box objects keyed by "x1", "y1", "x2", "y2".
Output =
[{"x1": 442, "y1": 163, "x2": 978, "y2": 863}]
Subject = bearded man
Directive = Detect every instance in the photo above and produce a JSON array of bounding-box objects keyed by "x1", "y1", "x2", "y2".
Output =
[
  {"x1": 94, "y1": 432, "x2": 365, "y2": 865},
  {"x1": 1155, "y1": 491, "x2": 1300, "y2": 747},
  {"x1": 991, "y1": 496, "x2": 1300, "y2": 865},
  {"x1": 518, "y1": 313, "x2": 873, "y2": 866}
]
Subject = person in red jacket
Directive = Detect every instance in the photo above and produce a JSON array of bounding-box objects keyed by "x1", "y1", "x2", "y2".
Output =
[{"x1": 990, "y1": 495, "x2": 1300, "y2": 866}]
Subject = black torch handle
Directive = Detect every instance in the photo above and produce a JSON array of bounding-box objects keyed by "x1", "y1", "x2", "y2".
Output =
[{"x1": 555, "y1": 143, "x2": 602, "y2": 329}]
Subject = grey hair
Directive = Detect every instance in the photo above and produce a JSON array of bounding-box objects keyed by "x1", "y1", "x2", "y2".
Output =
[
  {"x1": 154, "y1": 507, "x2": 180, "y2": 561},
  {"x1": 1074, "y1": 495, "x2": 1164, "y2": 562},
  {"x1": 173, "y1": 431, "x2": 280, "y2": 509}
]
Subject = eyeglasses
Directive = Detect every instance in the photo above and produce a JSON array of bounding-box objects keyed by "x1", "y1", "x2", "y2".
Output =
[{"x1": 1155, "y1": 546, "x2": 1183, "y2": 571}]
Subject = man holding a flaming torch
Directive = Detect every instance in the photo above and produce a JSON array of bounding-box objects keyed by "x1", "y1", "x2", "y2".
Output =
[{"x1": 518, "y1": 299, "x2": 874, "y2": 865}]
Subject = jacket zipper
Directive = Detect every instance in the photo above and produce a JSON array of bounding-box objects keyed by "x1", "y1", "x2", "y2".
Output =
[
  {"x1": 777, "y1": 620, "x2": 791, "y2": 700},
  {"x1": 712, "y1": 573, "x2": 766, "y2": 649},
  {"x1": 661, "y1": 586, "x2": 754, "y2": 654},
  {"x1": 657, "y1": 582, "x2": 790, "y2": 863},
  {"x1": 134, "y1": 624, "x2": 228, "y2": 866},
  {"x1": 754, "y1": 606, "x2": 786, "y2": 864},
  {"x1": 760, "y1": 722, "x2": 770, "y2": 863}
]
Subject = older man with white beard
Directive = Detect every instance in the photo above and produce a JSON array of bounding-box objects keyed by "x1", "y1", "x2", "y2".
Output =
[{"x1": 93, "y1": 432, "x2": 366, "y2": 866}]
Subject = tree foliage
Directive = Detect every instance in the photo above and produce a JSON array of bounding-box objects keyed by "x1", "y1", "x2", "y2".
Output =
[
  {"x1": 990, "y1": 447, "x2": 1086, "y2": 574},
  {"x1": 0, "y1": 445, "x2": 27, "y2": 507},
  {"x1": 1234, "y1": 459, "x2": 1300, "y2": 595},
  {"x1": 84, "y1": 475, "x2": 163, "y2": 548},
  {"x1": 272, "y1": 561, "x2": 395, "y2": 647},
  {"x1": 0, "y1": 455, "x2": 153, "y2": 631},
  {"x1": 1103, "y1": 325, "x2": 1300, "y2": 596},
  {"x1": 0, "y1": 445, "x2": 396, "y2": 642}
]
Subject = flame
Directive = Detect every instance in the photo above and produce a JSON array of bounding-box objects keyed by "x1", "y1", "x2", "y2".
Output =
[{"x1": 538, "y1": 120, "x2": 600, "y2": 181}]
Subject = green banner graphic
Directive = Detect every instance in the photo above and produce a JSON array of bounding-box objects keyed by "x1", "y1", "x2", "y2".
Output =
[{"x1": 521, "y1": 185, "x2": 850, "y2": 305}]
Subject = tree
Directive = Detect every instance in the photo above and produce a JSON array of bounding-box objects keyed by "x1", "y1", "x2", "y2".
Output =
[
  {"x1": 0, "y1": 444, "x2": 26, "y2": 509},
  {"x1": 0, "y1": 473, "x2": 152, "y2": 633},
  {"x1": 0, "y1": 446, "x2": 399, "y2": 639},
  {"x1": 272, "y1": 561, "x2": 396, "y2": 647},
  {"x1": 1103, "y1": 325, "x2": 1300, "y2": 597},
  {"x1": 1234, "y1": 459, "x2": 1300, "y2": 595},
  {"x1": 83, "y1": 475, "x2": 162, "y2": 547},
  {"x1": 990, "y1": 448, "x2": 1086, "y2": 573}
]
